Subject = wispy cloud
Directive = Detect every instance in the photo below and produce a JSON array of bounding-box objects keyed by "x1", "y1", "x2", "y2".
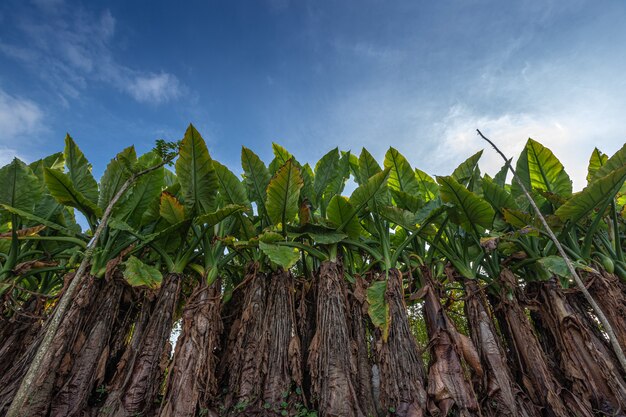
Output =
[
  {"x1": 0, "y1": 88, "x2": 45, "y2": 165},
  {"x1": 0, "y1": 2, "x2": 183, "y2": 105},
  {"x1": 0, "y1": 89, "x2": 45, "y2": 143}
]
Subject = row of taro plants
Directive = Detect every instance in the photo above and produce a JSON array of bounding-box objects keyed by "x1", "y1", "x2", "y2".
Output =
[{"x1": 1, "y1": 124, "x2": 626, "y2": 417}]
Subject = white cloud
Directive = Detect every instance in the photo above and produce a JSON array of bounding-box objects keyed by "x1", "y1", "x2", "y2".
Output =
[
  {"x1": 0, "y1": 89, "x2": 45, "y2": 144},
  {"x1": 127, "y1": 73, "x2": 182, "y2": 104},
  {"x1": 434, "y1": 103, "x2": 623, "y2": 191},
  {"x1": 0, "y1": 5, "x2": 182, "y2": 105}
]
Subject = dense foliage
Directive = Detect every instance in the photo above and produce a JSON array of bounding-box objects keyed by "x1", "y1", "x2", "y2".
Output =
[{"x1": 1, "y1": 124, "x2": 626, "y2": 417}]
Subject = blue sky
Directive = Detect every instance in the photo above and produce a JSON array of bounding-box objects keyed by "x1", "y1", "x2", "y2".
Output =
[{"x1": 1, "y1": 0, "x2": 625, "y2": 189}]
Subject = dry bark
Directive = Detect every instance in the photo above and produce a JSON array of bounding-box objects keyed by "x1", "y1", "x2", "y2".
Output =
[
  {"x1": 422, "y1": 269, "x2": 480, "y2": 417},
  {"x1": 49, "y1": 276, "x2": 124, "y2": 417},
  {"x1": 0, "y1": 296, "x2": 43, "y2": 378},
  {"x1": 463, "y1": 279, "x2": 538, "y2": 417},
  {"x1": 225, "y1": 266, "x2": 268, "y2": 409},
  {"x1": 584, "y1": 270, "x2": 626, "y2": 357},
  {"x1": 0, "y1": 273, "x2": 100, "y2": 416},
  {"x1": 375, "y1": 268, "x2": 428, "y2": 417},
  {"x1": 158, "y1": 279, "x2": 223, "y2": 417},
  {"x1": 529, "y1": 279, "x2": 626, "y2": 416},
  {"x1": 97, "y1": 273, "x2": 181, "y2": 417},
  {"x1": 261, "y1": 269, "x2": 303, "y2": 409},
  {"x1": 307, "y1": 260, "x2": 365, "y2": 417},
  {"x1": 491, "y1": 270, "x2": 593, "y2": 417},
  {"x1": 349, "y1": 274, "x2": 377, "y2": 416}
]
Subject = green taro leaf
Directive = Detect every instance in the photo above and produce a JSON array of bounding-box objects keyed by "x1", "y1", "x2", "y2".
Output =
[
  {"x1": 587, "y1": 148, "x2": 607, "y2": 184},
  {"x1": 269, "y1": 143, "x2": 295, "y2": 174},
  {"x1": 159, "y1": 192, "x2": 185, "y2": 224},
  {"x1": 0, "y1": 159, "x2": 42, "y2": 215},
  {"x1": 482, "y1": 175, "x2": 518, "y2": 213},
  {"x1": 415, "y1": 168, "x2": 438, "y2": 201},
  {"x1": 123, "y1": 256, "x2": 163, "y2": 289},
  {"x1": 300, "y1": 163, "x2": 315, "y2": 202},
  {"x1": 327, "y1": 195, "x2": 361, "y2": 238},
  {"x1": 176, "y1": 124, "x2": 218, "y2": 215},
  {"x1": 195, "y1": 204, "x2": 245, "y2": 227},
  {"x1": 64, "y1": 134, "x2": 99, "y2": 205},
  {"x1": 512, "y1": 138, "x2": 572, "y2": 198},
  {"x1": 594, "y1": 143, "x2": 626, "y2": 180},
  {"x1": 367, "y1": 280, "x2": 390, "y2": 341},
  {"x1": 384, "y1": 147, "x2": 419, "y2": 195},
  {"x1": 314, "y1": 147, "x2": 340, "y2": 204},
  {"x1": 502, "y1": 208, "x2": 533, "y2": 229},
  {"x1": 29, "y1": 152, "x2": 64, "y2": 182},
  {"x1": 323, "y1": 151, "x2": 351, "y2": 202},
  {"x1": 44, "y1": 168, "x2": 101, "y2": 221},
  {"x1": 556, "y1": 165, "x2": 626, "y2": 224},
  {"x1": 259, "y1": 241, "x2": 300, "y2": 269},
  {"x1": 493, "y1": 163, "x2": 509, "y2": 187},
  {"x1": 99, "y1": 146, "x2": 136, "y2": 211},
  {"x1": 378, "y1": 205, "x2": 417, "y2": 231},
  {"x1": 452, "y1": 150, "x2": 483, "y2": 185},
  {"x1": 358, "y1": 148, "x2": 382, "y2": 185},
  {"x1": 349, "y1": 168, "x2": 391, "y2": 217},
  {"x1": 437, "y1": 175, "x2": 494, "y2": 231},
  {"x1": 390, "y1": 189, "x2": 423, "y2": 212},
  {"x1": 213, "y1": 161, "x2": 250, "y2": 207},
  {"x1": 241, "y1": 146, "x2": 271, "y2": 216},
  {"x1": 116, "y1": 152, "x2": 164, "y2": 227},
  {"x1": 266, "y1": 159, "x2": 304, "y2": 228}
]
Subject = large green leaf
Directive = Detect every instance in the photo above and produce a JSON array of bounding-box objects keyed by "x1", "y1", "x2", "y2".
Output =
[
  {"x1": 512, "y1": 138, "x2": 572, "y2": 198},
  {"x1": 437, "y1": 175, "x2": 494, "y2": 231},
  {"x1": 123, "y1": 256, "x2": 162, "y2": 289},
  {"x1": 44, "y1": 168, "x2": 101, "y2": 220},
  {"x1": 594, "y1": 143, "x2": 626, "y2": 180},
  {"x1": 98, "y1": 146, "x2": 136, "y2": 211},
  {"x1": 0, "y1": 204, "x2": 84, "y2": 238},
  {"x1": 327, "y1": 195, "x2": 361, "y2": 238},
  {"x1": 213, "y1": 161, "x2": 250, "y2": 207},
  {"x1": 482, "y1": 175, "x2": 517, "y2": 213},
  {"x1": 323, "y1": 151, "x2": 351, "y2": 201},
  {"x1": 384, "y1": 147, "x2": 419, "y2": 195},
  {"x1": 415, "y1": 168, "x2": 438, "y2": 201},
  {"x1": 586, "y1": 148, "x2": 607, "y2": 184},
  {"x1": 29, "y1": 152, "x2": 64, "y2": 182},
  {"x1": 116, "y1": 152, "x2": 164, "y2": 227},
  {"x1": 390, "y1": 189, "x2": 423, "y2": 212},
  {"x1": 195, "y1": 204, "x2": 245, "y2": 227},
  {"x1": 378, "y1": 205, "x2": 417, "y2": 230},
  {"x1": 367, "y1": 280, "x2": 390, "y2": 341},
  {"x1": 268, "y1": 143, "x2": 294, "y2": 174},
  {"x1": 176, "y1": 124, "x2": 218, "y2": 215},
  {"x1": 265, "y1": 159, "x2": 303, "y2": 227},
  {"x1": 358, "y1": 148, "x2": 382, "y2": 185},
  {"x1": 314, "y1": 147, "x2": 340, "y2": 204},
  {"x1": 0, "y1": 159, "x2": 42, "y2": 215},
  {"x1": 556, "y1": 165, "x2": 626, "y2": 224},
  {"x1": 259, "y1": 241, "x2": 300, "y2": 269},
  {"x1": 64, "y1": 134, "x2": 99, "y2": 205},
  {"x1": 241, "y1": 146, "x2": 271, "y2": 214},
  {"x1": 349, "y1": 168, "x2": 391, "y2": 217},
  {"x1": 159, "y1": 192, "x2": 185, "y2": 224},
  {"x1": 452, "y1": 150, "x2": 483, "y2": 184}
]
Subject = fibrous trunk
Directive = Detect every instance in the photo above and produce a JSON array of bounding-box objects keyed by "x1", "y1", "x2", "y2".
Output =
[
  {"x1": 491, "y1": 269, "x2": 592, "y2": 417},
  {"x1": 463, "y1": 279, "x2": 538, "y2": 417},
  {"x1": 529, "y1": 278, "x2": 626, "y2": 416},
  {"x1": 375, "y1": 268, "x2": 428, "y2": 417},
  {"x1": 0, "y1": 296, "x2": 43, "y2": 379},
  {"x1": 0, "y1": 273, "x2": 100, "y2": 416},
  {"x1": 98, "y1": 272, "x2": 181, "y2": 417},
  {"x1": 158, "y1": 279, "x2": 223, "y2": 417},
  {"x1": 422, "y1": 269, "x2": 480, "y2": 417},
  {"x1": 48, "y1": 275, "x2": 124, "y2": 417},
  {"x1": 225, "y1": 265, "x2": 268, "y2": 409},
  {"x1": 261, "y1": 269, "x2": 303, "y2": 409},
  {"x1": 307, "y1": 260, "x2": 365, "y2": 417},
  {"x1": 349, "y1": 274, "x2": 376, "y2": 416}
]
